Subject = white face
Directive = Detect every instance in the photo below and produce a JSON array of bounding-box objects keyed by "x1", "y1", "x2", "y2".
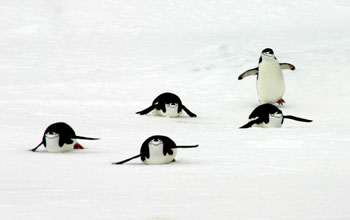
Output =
[
  {"x1": 45, "y1": 132, "x2": 59, "y2": 139},
  {"x1": 149, "y1": 138, "x2": 163, "y2": 147},
  {"x1": 270, "y1": 112, "x2": 282, "y2": 119},
  {"x1": 166, "y1": 103, "x2": 178, "y2": 108},
  {"x1": 155, "y1": 103, "x2": 180, "y2": 117},
  {"x1": 268, "y1": 113, "x2": 283, "y2": 127},
  {"x1": 262, "y1": 52, "x2": 275, "y2": 60}
]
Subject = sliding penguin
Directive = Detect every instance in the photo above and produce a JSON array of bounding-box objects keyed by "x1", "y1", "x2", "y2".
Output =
[
  {"x1": 112, "y1": 135, "x2": 199, "y2": 165},
  {"x1": 238, "y1": 48, "x2": 295, "y2": 105},
  {"x1": 31, "y1": 122, "x2": 99, "y2": 152},
  {"x1": 136, "y1": 92, "x2": 197, "y2": 117},
  {"x1": 240, "y1": 104, "x2": 312, "y2": 128}
]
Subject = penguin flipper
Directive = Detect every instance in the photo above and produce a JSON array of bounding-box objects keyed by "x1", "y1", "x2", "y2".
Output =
[
  {"x1": 31, "y1": 142, "x2": 43, "y2": 152},
  {"x1": 239, "y1": 120, "x2": 259, "y2": 129},
  {"x1": 173, "y1": 145, "x2": 199, "y2": 148},
  {"x1": 112, "y1": 154, "x2": 142, "y2": 165},
  {"x1": 182, "y1": 105, "x2": 197, "y2": 117},
  {"x1": 136, "y1": 105, "x2": 156, "y2": 115},
  {"x1": 280, "y1": 63, "x2": 295, "y2": 70},
  {"x1": 73, "y1": 136, "x2": 100, "y2": 140},
  {"x1": 238, "y1": 67, "x2": 258, "y2": 80},
  {"x1": 283, "y1": 115, "x2": 312, "y2": 122}
]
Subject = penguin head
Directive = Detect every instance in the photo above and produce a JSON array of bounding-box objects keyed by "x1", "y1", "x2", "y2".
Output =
[
  {"x1": 270, "y1": 111, "x2": 283, "y2": 119},
  {"x1": 261, "y1": 48, "x2": 276, "y2": 60},
  {"x1": 45, "y1": 131, "x2": 59, "y2": 139},
  {"x1": 149, "y1": 138, "x2": 164, "y2": 148},
  {"x1": 165, "y1": 102, "x2": 179, "y2": 109}
]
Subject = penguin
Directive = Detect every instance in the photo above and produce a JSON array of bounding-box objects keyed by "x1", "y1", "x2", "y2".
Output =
[
  {"x1": 31, "y1": 122, "x2": 99, "y2": 152},
  {"x1": 240, "y1": 104, "x2": 312, "y2": 128},
  {"x1": 136, "y1": 92, "x2": 197, "y2": 117},
  {"x1": 112, "y1": 135, "x2": 199, "y2": 165},
  {"x1": 238, "y1": 48, "x2": 295, "y2": 105}
]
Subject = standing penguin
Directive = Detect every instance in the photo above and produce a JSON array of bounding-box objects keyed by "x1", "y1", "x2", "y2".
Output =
[
  {"x1": 31, "y1": 122, "x2": 99, "y2": 152},
  {"x1": 136, "y1": 92, "x2": 197, "y2": 117},
  {"x1": 238, "y1": 48, "x2": 295, "y2": 105},
  {"x1": 239, "y1": 104, "x2": 312, "y2": 128},
  {"x1": 112, "y1": 135, "x2": 199, "y2": 165}
]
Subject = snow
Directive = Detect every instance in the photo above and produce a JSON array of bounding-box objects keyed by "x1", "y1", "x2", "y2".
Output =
[{"x1": 1, "y1": 0, "x2": 350, "y2": 219}]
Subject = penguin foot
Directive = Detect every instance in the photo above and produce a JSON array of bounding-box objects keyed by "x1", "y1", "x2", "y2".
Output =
[
  {"x1": 74, "y1": 143, "x2": 84, "y2": 150},
  {"x1": 277, "y1": 99, "x2": 285, "y2": 105}
]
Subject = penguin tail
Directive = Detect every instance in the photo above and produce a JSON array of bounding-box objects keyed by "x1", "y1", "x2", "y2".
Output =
[
  {"x1": 31, "y1": 142, "x2": 43, "y2": 152},
  {"x1": 173, "y1": 145, "x2": 199, "y2": 148},
  {"x1": 182, "y1": 105, "x2": 197, "y2": 117},
  {"x1": 73, "y1": 136, "x2": 100, "y2": 140},
  {"x1": 283, "y1": 115, "x2": 312, "y2": 122},
  {"x1": 112, "y1": 154, "x2": 142, "y2": 165},
  {"x1": 136, "y1": 105, "x2": 155, "y2": 115}
]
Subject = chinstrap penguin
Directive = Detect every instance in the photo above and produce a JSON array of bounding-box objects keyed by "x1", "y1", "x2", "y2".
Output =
[
  {"x1": 31, "y1": 122, "x2": 99, "y2": 152},
  {"x1": 240, "y1": 104, "x2": 312, "y2": 128},
  {"x1": 238, "y1": 48, "x2": 295, "y2": 105},
  {"x1": 112, "y1": 135, "x2": 199, "y2": 165},
  {"x1": 136, "y1": 92, "x2": 197, "y2": 117}
]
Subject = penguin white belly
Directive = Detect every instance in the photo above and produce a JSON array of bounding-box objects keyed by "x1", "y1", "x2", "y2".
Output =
[
  {"x1": 143, "y1": 146, "x2": 177, "y2": 165},
  {"x1": 251, "y1": 115, "x2": 283, "y2": 128},
  {"x1": 257, "y1": 61, "x2": 285, "y2": 104},
  {"x1": 45, "y1": 137, "x2": 76, "y2": 153},
  {"x1": 154, "y1": 105, "x2": 181, "y2": 118}
]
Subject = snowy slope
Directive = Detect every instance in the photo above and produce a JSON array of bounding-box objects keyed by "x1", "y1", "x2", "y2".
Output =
[{"x1": 1, "y1": 0, "x2": 350, "y2": 219}]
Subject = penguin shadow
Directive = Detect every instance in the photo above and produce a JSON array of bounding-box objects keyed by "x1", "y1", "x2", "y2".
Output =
[{"x1": 111, "y1": 159, "x2": 199, "y2": 166}]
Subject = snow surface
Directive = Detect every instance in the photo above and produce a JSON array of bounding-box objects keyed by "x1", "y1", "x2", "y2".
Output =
[{"x1": 1, "y1": 0, "x2": 350, "y2": 219}]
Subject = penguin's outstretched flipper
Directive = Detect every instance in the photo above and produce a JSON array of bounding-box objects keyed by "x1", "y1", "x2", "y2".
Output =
[
  {"x1": 238, "y1": 67, "x2": 258, "y2": 80},
  {"x1": 182, "y1": 105, "x2": 197, "y2": 117},
  {"x1": 31, "y1": 142, "x2": 43, "y2": 152},
  {"x1": 112, "y1": 154, "x2": 142, "y2": 165},
  {"x1": 136, "y1": 105, "x2": 156, "y2": 115},
  {"x1": 280, "y1": 63, "x2": 295, "y2": 70},
  {"x1": 173, "y1": 145, "x2": 199, "y2": 148},
  {"x1": 72, "y1": 136, "x2": 100, "y2": 140},
  {"x1": 240, "y1": 120, "x2": 260, "y2": 129},
  {"x1": 283, "y1": 115, "x2": 312, "y2": 122}
]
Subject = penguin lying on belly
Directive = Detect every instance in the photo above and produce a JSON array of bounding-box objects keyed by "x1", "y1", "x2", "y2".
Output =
[
  {"x1": 238, "y1": 48, "x2": 295, "y2": 105},
  {"x1": 136, "y1": 92, "x2": 197, "y2": 117},
  {"x1": 240, "y1": 104, "x2": 312, "y2": 128},
  {"x1": 112, "y1": 135, "x2": 199, "y2": 165},
  {"x1": 31, "y1": 122, "x2": 99, "y2": 152}
]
